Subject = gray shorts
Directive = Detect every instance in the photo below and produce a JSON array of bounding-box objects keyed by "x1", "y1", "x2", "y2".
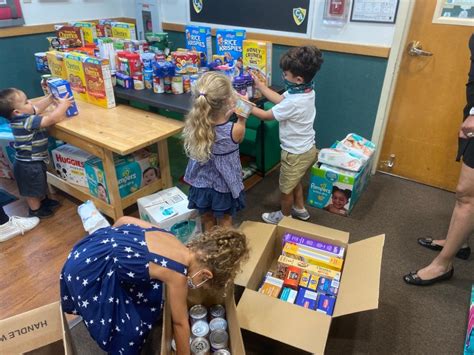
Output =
[{"x1": 13, "y1": 160, "x2": 48, "y2": 198}]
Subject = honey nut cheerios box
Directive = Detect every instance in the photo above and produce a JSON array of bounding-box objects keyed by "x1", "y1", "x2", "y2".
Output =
[{"x1": 46, "y1": 51, "x2": 67, "y2": 80}]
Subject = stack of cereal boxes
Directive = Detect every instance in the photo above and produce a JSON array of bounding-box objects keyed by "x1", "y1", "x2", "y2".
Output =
[
  {"x1": 259, "y1": 232, "x2": 344, "y2": 315},
  {"x1": 307, "y1": 133, "x2": 376, "y2": 216}
]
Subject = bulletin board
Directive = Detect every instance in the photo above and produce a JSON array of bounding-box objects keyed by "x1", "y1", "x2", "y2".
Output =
[
  {"x1": 188, "y1": 0, "x2": 311, "y2": 34},
  {"x1": 433, "y1": 0, "x2": 474, "y2": 25}
]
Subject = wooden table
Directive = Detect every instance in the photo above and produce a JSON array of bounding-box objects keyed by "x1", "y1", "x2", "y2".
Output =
[{"x1": 47, "y1": 100, "x2": 184, "y2": 221}]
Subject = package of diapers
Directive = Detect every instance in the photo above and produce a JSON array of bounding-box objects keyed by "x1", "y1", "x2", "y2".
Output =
[
  {"x1": 318, "y1": 148, "x2": 364, "y2": 172},
  {"x1": 337, "y1": 133, "x2": 375, "y2": 161}
]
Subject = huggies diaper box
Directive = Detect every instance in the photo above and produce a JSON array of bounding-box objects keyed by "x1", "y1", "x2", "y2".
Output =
[
  {"x1": 85, "y1": 149, "x2": 159, "y2": 204},
  {"x1": 52, "y1": 144, "x2": 94, "y2": 187},
  {"x1": 137, "y1": 186, "x2": 201, "y2": 244}
]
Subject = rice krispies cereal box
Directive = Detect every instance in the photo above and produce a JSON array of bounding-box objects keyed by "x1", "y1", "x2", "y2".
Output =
[
  {"x1": 243, "y1": 39, "x2": 272, "y2": 98},
  {"x1": 64, "y1": 52, "x2": 88, "y2": 102},
  {"x1": 215, "y1": 29, "x2": 246, "y2": 63},
  {"x1": 52, "y1": 144, "x2": 95, "y2": 187},
  {"x1": 111, "y1": 22, "x2": 137, "y2": 40},
  {"x1": 46, "y1": 51, "x2": 67, "y2": 80},
  {"x1": 85, "y1": 150, "x2": 159, "y2": 204},
  {"x1": 71, "y1": 21, "x2": 97, "y2": 45},
  {"x1": 185, "y1": 25, "x2": 212, "y2": 66},
  {"x1": 83, "y1": 57, "x2": 116, "y2": 109}
]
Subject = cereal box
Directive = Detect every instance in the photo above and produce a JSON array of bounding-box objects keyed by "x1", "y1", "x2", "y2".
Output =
[
  {"x1": 71, "y1": 22, "x2": 97, "y2": 45},
  {"x1": 83, "y1": 57, "x2": 116, "y2": 109},
  {"x1": 215, "y1": 29, "x2": 246, "y2": 63},
  {"x1": 185, "y1": 25, "x2": 212, "y2": 66},
  {"x1": 282, "y1": 242, "x2": 344, "y2": 271},
  {"x1": 85, "y1": 150, "x2": 159, "y2": 204},
  {"x1": 47, "y1": 78, "x2": 79, "y2": 117},
  {"x1": 111, "y1": 22, "x2": 137, "y2": 40},
  {"x1": 52, "y1": 144, "x2": 94, "y2": 187},
  {"x1": 46, "y1": 51, "x2": 67, "y2": 80},
  {"x1": 243, "y1": 39, "x2": 272, "y2": 98},
  {"x1": 98, "y1": 19, "x2": 113, "y2": 37},
  {"x1": 56, "y1": 25, "x2": 84, "y2": 48},
  {"x1": 64, "y1": 52, "x2": 88, "y2": 102}
]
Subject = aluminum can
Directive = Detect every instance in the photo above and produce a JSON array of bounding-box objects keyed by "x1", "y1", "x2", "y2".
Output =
[
  {"x1": 209, "y1": 330, "x2": 229, "y2": 352},
  {"x1": 191, "y1": 320, "x2": 210, "y2": 338},
  {"x1": 209, "y1": 317, "x2": 227, "y2": 332},
  {"x1": 191, "y1": 336, "x2": 210, "y2": 354},
  {"x1": 210, "y1": 304, "x2": 226, "y2": 319},
  {"x1": 189, "y1": 304, "x2": 208, "y2": 323}
]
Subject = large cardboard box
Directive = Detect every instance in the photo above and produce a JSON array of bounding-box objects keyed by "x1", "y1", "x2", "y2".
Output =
[
  {"x1": 160, "y1": 287, "x2": 245, "y2": 355},
  {"x1": 137, "y1": 187, "x2": 201, "y2": 243},
  {"x1": 51, "y1": 144, "x2": 95, "y2": 187},
  {"x1": 0, "y1": 302, "x2": 76, "y2": 354},
  {"x1": 234, "y1": 218, "x2": 384, "y2": 354},
  {"x1": 307, "y1": 158, "x2": 373, "y2": 216}
]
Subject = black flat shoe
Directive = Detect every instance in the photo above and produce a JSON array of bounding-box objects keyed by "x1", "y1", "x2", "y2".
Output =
[
  {"x1": 417, "y1": 237, "x2": 471, "y2": 260},
  {"x1": 403, "y1": 268, "x2": 454, "y2": 286}
]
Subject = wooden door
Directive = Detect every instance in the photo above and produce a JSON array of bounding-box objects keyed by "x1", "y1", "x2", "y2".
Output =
[{"x1": 378, "y1": 1, "x2": 473, "y2": 191}]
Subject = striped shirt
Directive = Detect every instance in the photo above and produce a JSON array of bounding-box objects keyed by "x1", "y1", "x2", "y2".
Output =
[{"x1": 10, "y1": 114, "x2": 49, "y2": 162}]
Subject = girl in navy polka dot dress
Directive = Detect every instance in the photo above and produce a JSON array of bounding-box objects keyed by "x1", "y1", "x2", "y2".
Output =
[{"x1": 60, "y1": 216, "x2": 249, "y2": 354}]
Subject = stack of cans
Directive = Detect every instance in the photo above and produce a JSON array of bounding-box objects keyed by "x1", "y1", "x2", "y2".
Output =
[{"x1": 188, "y1": 304, "x2": 230, "y2": 355}]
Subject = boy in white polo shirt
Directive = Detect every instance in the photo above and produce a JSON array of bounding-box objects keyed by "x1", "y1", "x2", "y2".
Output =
[{"x1": 250, "y1": 45, "x2": 323, "y2": 224}]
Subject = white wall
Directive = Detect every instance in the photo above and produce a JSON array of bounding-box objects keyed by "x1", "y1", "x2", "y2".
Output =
[
  {"x1": 161, "y1": 0, "x2": 412, "y2": 48},
  {"x1": 21, "y1": 0, "x2": 133, "y2": 26}
]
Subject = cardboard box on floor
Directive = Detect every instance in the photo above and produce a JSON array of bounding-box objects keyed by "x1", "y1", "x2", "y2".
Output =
[
  {"x1": 0, "y1": 302, "x2": 75, "y2": 354},
  {"x1": 160, "y1": 287, "x2": 245, "y2": 355},
  {"x1": 234, "y1": 217, "x2": 384, "y2": 354}
]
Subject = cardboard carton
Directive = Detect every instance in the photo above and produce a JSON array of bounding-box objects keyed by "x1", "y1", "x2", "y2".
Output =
[
  {"x1": 160, "y1": 287, "x2": 245, "y2": 355},
  {"x1": 70, "y1": 22, "x2": 97, "y2": 45},
  {"x1": 137, "y1": 186, "x2": 201, "y2": 244},
  {"x1": 111, "y1": 22, "x2": 137, "y2": 40},
  {"x1": 234, "y1": 218, "x2": 384, "y2": 354},
  {"x1": 63, "y1": 52, "x2": 88, "y2": 102},
  {"x1": 51, "y1": 144, "x2": 95, "y2": 187},
  {"x1": 46, "y1": 51, "x2": 67, "y2": 80},
  {"x1": 83, "y1": 57, "x2": 116, "y2": 109},
  {"x1": 0, "y1": 302, "x2": 76, "y2": 354},
  {"x1": 47, "y1": 79, "x2": 79, "y2": 117},
  {"x1": 56, "y1": 25, "x2": 84, "y2": 49}
]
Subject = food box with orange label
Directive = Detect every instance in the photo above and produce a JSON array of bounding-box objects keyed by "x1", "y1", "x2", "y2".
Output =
[{"x1": 83, "y1": 57, "x2": 116, "y2": 108}]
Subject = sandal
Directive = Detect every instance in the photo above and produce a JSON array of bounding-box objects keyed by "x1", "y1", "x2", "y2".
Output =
[
  {"x1": 417, "y1": 237, "x2": 471, "y2": 260},
  {"x1": 403, "y1": 268, "x2": 454, "y2": 286}
]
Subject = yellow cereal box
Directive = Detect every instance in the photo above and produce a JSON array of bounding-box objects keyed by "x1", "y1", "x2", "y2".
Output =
[
  {"x1": 282, "y1": 242, "x2": 344, "y2": 271},
  {"x1": 64, "y1": 52, "x2": 88, "y2": 102},
  {"x1": 243, "y1": 39, "x2": 272, "y2": 98},
  {"x1": 83, "y1": 57, "x2": 116, "y2": 109},
  {"x1": 277, "y1": 255, "x2": 341, "y2": 281},
  {"x1": 71, "y1": 22, "x2": 97, "y2": 45},
  {"x1": 111, "y1": 22, "x2": 137, "y2": 40},
  {"x1": 46, "y1": 51, "x2": 67, "y2": 80}
]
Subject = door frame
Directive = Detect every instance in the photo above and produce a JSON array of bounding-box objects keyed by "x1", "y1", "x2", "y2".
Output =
[{"x1": 370, "y1": 0, "x2": 416, "y2": 174}]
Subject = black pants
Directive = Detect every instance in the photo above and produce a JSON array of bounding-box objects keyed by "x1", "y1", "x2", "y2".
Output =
[{"x1": 0, "y1": 207, "x2": 8, "y2": 224}]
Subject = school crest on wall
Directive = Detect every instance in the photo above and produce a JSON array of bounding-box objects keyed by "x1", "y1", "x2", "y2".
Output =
[
  {"x1": 193, "y1": 0, "x2": 203, "y2": 13},
  {"x1": 293, "y1": 7, "x2": 307, "y2": 26}
]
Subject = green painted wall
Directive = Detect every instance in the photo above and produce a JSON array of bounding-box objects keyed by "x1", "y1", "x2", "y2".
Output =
[
  {"x1": 0, "y1": 31, "x2": 387, "y2": 148},
  {"x1": 167, "y1": 31, "x2": 387, "y2": 148}
]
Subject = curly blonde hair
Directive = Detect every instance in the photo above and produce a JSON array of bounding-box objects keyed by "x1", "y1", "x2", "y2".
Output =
[
  {"x1": 182, "y1": 72, "x2": 234, "y2": 163},
  {"x1": 187, "y1": 227, "x2": 249, "y2": 291}
]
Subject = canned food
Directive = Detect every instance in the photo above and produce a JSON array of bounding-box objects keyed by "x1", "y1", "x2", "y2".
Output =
[
  {"x1": 191, "y1": 320, "x2": 209, "y2": 338},
  {"x1": 144, "y1": 69, "x2": 153, "y2": 90},
  {"x1": 182, "y1": 74, "x2": 191, "y2": 93},
  {"x1": 209, "y1": 330, "x2": 229, "y2": 351},
  {"x1": 190, "y1": 304, "x2": 208, "y2": 323},
  {"x1": 213, "y1": 349, "x2": 231, "y2": 355},
  {"x1": 164, "y1": 76, "x2": 172, "y2": 94},
  {"x1": 191, "y1": 336, "x2": 210, "y2": 354},
  {"x1": 111, "y1": 70, "x2": 117, "y2": 87},
  {"x1": 210, "y1": 304, "x2": 226, "y2": 319},
  {"x1": 134, "y1": 79, "x2": 144, "y2": 90},
  {"x1": 190, "y1": 74, "x2": 200, "y2": 90},
  {"x1": 40, "y1": 74, "x2": 52, "y2": 96},
  {"x1": 209, "y1": 317, "x2": 227, "y2": 332},
  {"x1": 172, "y1": 75, "x2": 184, "y2": 95},
  {"x1": 153, "y1": 77, "x2": 164, "y2": 94},
  {"x1": 34, "y1": 52, "x2": 49, "y2": 73}
]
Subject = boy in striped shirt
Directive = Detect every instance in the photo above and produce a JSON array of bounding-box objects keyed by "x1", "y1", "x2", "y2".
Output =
[{"x1": 0, "y1": 88, "x2": 73, "y2": 218}]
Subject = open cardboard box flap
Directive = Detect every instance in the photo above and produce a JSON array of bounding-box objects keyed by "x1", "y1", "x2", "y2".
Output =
[
  {"x1": 0, "y1": 302, "x2": 75, "y2": 354},
  {"x1": 333, "y1": 234, "x2": 385, "y2": 317}
]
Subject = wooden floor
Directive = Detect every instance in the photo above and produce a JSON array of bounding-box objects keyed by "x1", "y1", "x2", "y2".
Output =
[{"x1": 0, "y1": 178, "x2": 139, "y2": 320}]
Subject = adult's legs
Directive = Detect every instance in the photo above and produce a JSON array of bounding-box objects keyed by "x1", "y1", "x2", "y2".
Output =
[{"x1": 415, "y1": 162, "x2": 474, "y2": 280}]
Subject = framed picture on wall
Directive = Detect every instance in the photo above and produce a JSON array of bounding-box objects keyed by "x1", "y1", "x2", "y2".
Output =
[
  {"x1": 350, "y1": 0, "x2": 399, "y2": 24},
  {"x1": 0, "y1": 0, "x2": 25, "y2": 28},
  {"x1": 433, "y1": 0, "x2": 474, "y2": 26}
]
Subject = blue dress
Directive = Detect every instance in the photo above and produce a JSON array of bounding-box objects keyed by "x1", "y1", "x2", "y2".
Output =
[{"x1": 60, "y1": 224, "x2": 188, "y2": 355}]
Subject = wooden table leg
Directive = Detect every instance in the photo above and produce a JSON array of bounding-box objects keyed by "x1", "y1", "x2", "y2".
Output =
[
  {"x1": 102, "y1": 148, "x2": 123, "y2": 221},
  {"x1": 157, "y1": 140, "x2": 173, "y2": 189}
]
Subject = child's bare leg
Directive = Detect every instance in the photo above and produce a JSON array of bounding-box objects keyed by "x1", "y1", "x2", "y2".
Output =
[
  {"x1": 202, "y1": 212, "x2": 217, "y2": 231},
  {"x1": 113, "y1": 216, "x2": 156, "y2": 228},
  {"x1": 26, "y1": 197, "x2": 41, "y2": 210},
  {"x1": 281, "y1": 192, "x2": 293, "y2": 216},
  {"x1": 293, "y1": 182, "x2": 305, "y2": 210},
  {"x1": 217, "y1": 214, "x2": 233, "y2": 228}
]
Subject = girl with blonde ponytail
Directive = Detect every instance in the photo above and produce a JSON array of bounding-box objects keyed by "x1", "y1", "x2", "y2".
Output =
[{"x1": 183, "y1": 72, "x2": 247, "y2": 230}]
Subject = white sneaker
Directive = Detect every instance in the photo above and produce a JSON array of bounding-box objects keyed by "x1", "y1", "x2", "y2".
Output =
[
  {"x1": 0, "y1": 216, "x2": 40, "y2": 242},
  {"x1": 262, "y1": 210, "x2": 291, "y2": 224}
]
